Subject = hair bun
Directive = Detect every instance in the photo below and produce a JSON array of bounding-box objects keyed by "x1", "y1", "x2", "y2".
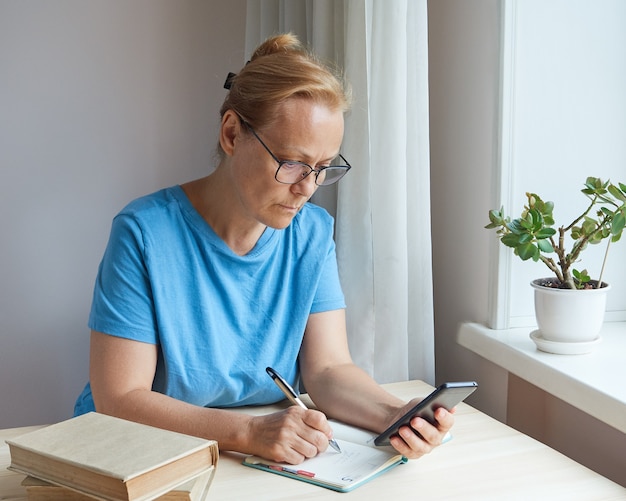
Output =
[
  {"x1": 218, "y1": 31, "x2": 350, "y2": 146},
  {"x1": 251, "y1": 33, "x2": 305, "y2": 61}
]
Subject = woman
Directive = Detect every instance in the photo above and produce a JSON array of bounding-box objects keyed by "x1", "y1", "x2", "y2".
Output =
[{"x1": 74, "y1": 33, "x2": 454, "y2": 465}]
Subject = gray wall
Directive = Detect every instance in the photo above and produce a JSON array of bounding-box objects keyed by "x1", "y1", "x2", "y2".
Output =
[{"x1": 0, "y1": 0, "x2": 246, "y2": 427}]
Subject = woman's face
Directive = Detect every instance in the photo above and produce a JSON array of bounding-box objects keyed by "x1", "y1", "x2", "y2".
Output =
[{"x1": 229, "y1": 98, "x2": 344, "y2": 229}]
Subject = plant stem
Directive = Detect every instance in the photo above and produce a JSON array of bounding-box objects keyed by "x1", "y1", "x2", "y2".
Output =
[{"x1": 563, "y1": 194, "x2": 598, "y2": 232}]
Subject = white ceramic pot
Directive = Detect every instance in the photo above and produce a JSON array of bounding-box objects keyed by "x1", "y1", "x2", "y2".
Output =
[{"x1": 531, "y1": 278, "x2": 610, "y2": 343}]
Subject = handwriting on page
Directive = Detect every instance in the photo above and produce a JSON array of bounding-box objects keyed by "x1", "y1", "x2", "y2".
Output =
[{"x1": 296, "y1": 440, "x2": 397, "y2": 484}]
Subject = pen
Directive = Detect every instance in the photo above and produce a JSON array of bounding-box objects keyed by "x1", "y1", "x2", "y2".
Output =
[{"x1": 266, "y1": 366, "x2": 341, "y2": 453}]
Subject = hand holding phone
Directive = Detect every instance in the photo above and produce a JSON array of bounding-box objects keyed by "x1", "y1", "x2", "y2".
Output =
[{"x1": 374, "y1": 381, "x2": 478, "y2": 446}]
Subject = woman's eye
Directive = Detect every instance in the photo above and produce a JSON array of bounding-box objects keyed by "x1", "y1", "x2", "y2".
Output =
[{"x1": 281, "y1": 162, "x2": 304, "y2": 170}]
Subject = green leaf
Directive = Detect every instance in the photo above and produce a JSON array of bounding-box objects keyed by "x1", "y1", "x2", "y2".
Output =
[
  {"x1": 527, "y1": 193, "x2": 539, "y2": 208},
  {"x1": 520, "y1": 215, "x2": 533, "y2": 230},
  {"x1": 581, "y1": 218, "x2": 597, "y2": 234},
  {"x1": 501, "y1": 233, "x2": 521, "y2": 248},
  {"x1": 573, "y1": 268, "x2": 591, "y2": 288},
  {"x1": 600, "y1": 207, "x2": 614, "y2": 217},
  {"x1": 589, "y1": 232, "x2": 603, "y2": 244},
  {"x1": 507, "y1": 219, "x2": 525, "y2": 234},
  {"x1": 573, "y1": 268, "x2": 590, "y2": 281},
  {"x1": 607, "y1": 185, "x2": 625, "y2": 201},
  {"x1": 488, "y1": 209, "x2": 503, "y2": 225},
  {"x1": 582, "y1": 177, "x2": 609, "y2": 196},
  {"x1": 537, "y1": 239, "x2": 554, "y2": 253},
  {"x1": 543, "y1": 200, "x2": 554, "y2": 215},
  {"x1": 612, "y1": 211, "x2": 626, "y2": 236},
  {"x1": 531, "y1": 209, "x2": 544, "y2": 231},
  {"x1": 517, "y1": 242, "x2": 538, "y2": 261},
  {"x1": 522, "y1": 209, "x2": 542, "y2": 230},
  {"x1": 535, "y1": 228, "x2": 556, "y2": 239}
]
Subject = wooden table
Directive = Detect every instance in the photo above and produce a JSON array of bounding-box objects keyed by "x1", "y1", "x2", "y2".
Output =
[{"x1": 2, "y1": 381, "x2": 625, "y2": 500}]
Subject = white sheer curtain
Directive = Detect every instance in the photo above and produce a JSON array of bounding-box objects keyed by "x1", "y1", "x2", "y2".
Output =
[{"x1": 245, "y1": 0, "x2": 434, "y2": 385}]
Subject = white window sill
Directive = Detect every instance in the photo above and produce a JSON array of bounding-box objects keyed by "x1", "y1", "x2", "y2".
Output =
[{"x1": 457, "y1": 321, "x2": 626, "y2": 434}]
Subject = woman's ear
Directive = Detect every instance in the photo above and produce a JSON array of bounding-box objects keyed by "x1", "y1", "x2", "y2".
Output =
[{"x1": 219, "y1": 110, "x2": 242, "y2": 157}]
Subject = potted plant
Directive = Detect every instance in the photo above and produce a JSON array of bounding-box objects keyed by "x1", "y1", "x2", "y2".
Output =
[{"x1": 485, "y1": 177, "x2": 626, "y2": 352}]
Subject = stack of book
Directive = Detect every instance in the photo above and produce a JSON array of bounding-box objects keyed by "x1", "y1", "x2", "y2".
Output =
[{"x1": 5, "y1": 412, "x2": 219, "y2": 501}]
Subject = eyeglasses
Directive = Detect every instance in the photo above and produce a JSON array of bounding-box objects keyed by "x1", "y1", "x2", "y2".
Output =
[{"x1": 239, "y1": 118, "x2": 351, "y2": 186}]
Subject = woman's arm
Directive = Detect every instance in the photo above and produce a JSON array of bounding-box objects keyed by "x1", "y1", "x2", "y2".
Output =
[
  {"x1": 89, "y1": 330, "x2": 333, "y2": 464},
  {"x1": 299, "y1": 310, "x2": 454, "y2": 459}
]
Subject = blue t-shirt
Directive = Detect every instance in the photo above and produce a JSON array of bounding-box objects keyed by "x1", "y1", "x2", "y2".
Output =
[{"x1": 74, "y1": 186, "x2": 345, "y2": 415}]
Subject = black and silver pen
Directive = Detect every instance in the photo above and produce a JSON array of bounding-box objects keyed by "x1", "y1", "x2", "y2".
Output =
[{"x1": 266, "y1": 366, "x2": 341, "y2": 453}]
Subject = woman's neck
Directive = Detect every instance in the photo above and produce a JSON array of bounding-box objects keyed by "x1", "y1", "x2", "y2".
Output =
[{"x1": 181, "y1": 171, "x2": 266, "y2": 256}]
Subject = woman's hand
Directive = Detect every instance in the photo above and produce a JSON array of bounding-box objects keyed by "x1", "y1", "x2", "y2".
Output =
[
  {"x1": 246, "y1": 406, "x2": 334, "y2": 464},
  {"x1": 386, "y1": 399, "x2": 456, "y2": 459}
]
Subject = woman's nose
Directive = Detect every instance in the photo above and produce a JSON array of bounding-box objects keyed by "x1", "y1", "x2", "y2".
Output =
[{"x1": 291, "y1": 172, "x2": 318, "y2": 197}]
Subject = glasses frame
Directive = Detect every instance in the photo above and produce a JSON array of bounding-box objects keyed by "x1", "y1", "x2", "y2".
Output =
[{"x1": 238, "y1": 116, "x2": 351, "y2": 187}]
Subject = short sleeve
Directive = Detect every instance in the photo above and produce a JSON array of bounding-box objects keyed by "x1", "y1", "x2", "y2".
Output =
[
  {"x1": 88, "y1": 214, "x2": 158, "y2": 343},
  {"x1": 309, "y1": 228, "x2": 346, "y2": 314}
]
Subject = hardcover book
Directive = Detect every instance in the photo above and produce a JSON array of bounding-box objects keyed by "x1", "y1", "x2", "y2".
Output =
[
  {"x1": 21, "y1": 470, "x2": 215, "y2": 501},
  {"x1": 6, "y1": 412, "x2": 218, "y2": 501}
]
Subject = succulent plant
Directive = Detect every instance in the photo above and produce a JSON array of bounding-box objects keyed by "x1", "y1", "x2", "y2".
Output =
[{"x1": 486, "y1": 177, "x2": 626, "y2": 289}]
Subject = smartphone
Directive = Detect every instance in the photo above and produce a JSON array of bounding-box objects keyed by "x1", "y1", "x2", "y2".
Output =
[{"x1": 374, "y1": 381, "x2": 478, "y2": 446}]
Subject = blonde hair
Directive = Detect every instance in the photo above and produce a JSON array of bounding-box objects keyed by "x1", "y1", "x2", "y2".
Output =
[{"x1": 220, "y1": 33, "x2": 351, "y2": 131}]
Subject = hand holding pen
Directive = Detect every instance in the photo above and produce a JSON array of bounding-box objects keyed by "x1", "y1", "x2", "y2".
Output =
[{"x1": 266, "y1": 367, "x2": 342, "y2": 453}]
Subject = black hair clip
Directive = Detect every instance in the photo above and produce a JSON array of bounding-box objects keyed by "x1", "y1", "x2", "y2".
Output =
[
  {"x1": 223, "y1": 72, "x2": 236, "y2": 90},
  {"x1": 224, "y1": 61, "x2": 250, "y2": 90}
]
